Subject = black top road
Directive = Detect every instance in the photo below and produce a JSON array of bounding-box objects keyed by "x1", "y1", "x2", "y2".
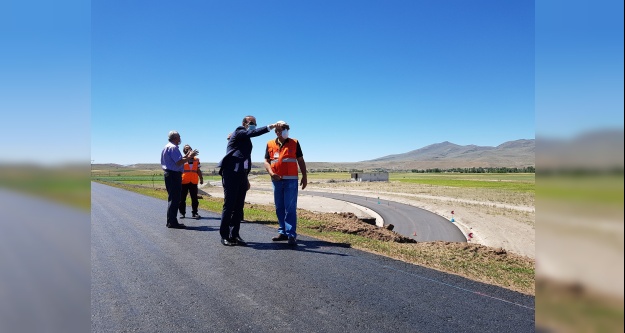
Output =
[
  {"x1": 92, "y1": 182, "x2": 534, "y2": 332},
  {"x1": 302, "y1": 191, "x2": 467, "y2": 242}
]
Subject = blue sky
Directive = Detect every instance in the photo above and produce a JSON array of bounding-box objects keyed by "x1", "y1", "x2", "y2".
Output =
[
  {"x1": 1, "y1": 0, "x2": 90, "y2": 165},
  {"x1": 1, "y1": 0, "x2": 622, "y2": 165},
  {"x1": 91, "y1": 0, "x2": 536, "y2": 164},
  {"x1": 535, "y1": 0, "x2": 624, "y2": 139}
]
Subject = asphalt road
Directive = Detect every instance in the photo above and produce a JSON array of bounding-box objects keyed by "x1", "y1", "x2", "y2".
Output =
[
  {"x1": 303, "y1": 191, "x2": 467, "y2": 242},
  {"x1": 91, "y1": 182, "x2": 534, "y2": 332}
]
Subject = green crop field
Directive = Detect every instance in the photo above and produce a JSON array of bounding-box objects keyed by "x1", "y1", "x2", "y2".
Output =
[
  {"x1": 92, "y1": 168, "x2": 534, "y2": 194},
  {"x1": 391, "y1": 173, "x2": 535, "y2": 193}
]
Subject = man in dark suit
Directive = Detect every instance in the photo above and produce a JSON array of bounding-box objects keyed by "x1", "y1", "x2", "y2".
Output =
[{"x1": 218, "y1": 116, "x2": 281, "y2": 246}]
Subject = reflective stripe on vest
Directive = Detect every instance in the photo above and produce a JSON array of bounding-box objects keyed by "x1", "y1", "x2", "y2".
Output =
[
  {"x1": 266, "y1": 139, "x2": 299, "y2": 178},
  {"x1": 270, "y1": 157, "x2": 297, "y2": 164},
  {"x1": 182, "y1": 158, "x2": 200, "y2": 184}
]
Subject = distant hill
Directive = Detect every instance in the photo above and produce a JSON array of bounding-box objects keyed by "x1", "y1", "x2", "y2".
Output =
[
  {"x1": 93, "y1": 139, "x2": 536, "y2": 172},
  {"x1": 361, "y1": 139, "x2": 535, "y2": 169},
  {"x1": 537, "y1": 129, "x2": 623, "y2": 170}
]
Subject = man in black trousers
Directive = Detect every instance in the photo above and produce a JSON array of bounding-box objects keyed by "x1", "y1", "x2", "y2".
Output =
[
  {"x1": 161, "y1": 130, "x2": 197, "y2": 229},
  {"x1": 217, "y1": 116, "x2": 281, "y2": 246}
]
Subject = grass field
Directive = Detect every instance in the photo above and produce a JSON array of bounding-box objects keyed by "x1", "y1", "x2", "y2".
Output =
[
  {"x1": 390, "y1": 173, "x2": 535, "y2": 193},
  {"x1": 93, "y1": 168, "x2": 535, "y2": 194},
  {"x1": 1, "y1": 166, "x2": 91, "y2": 210},
  {"x1": 91, "y1": 167, "x2": 221, "y2": 187}
]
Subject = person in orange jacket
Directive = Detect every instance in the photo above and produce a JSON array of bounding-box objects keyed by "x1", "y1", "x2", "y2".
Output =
[
  {"x1": 264, "y1": 120, "x2": 307, "y2": 245},
  {"x1": 179, "y1": 144, "x2": 203, "y2": 219}
]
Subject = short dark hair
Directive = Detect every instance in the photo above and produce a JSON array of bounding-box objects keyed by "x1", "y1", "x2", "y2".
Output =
[{"x1": 242, "y1": 115, "x2": 255, "y2": 125}]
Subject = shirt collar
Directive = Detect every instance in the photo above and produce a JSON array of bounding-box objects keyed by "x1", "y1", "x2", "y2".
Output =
[{"x1": 275, "y1": 137, "x2": 290, "y2": 147}]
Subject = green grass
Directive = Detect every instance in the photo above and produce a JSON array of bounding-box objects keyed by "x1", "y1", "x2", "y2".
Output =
[
  {"x1": 91, "y1": 172, "x2": 222, "y2": 187},
  {"x1": 537, "y1": 174, "x2": 624, "y2": 205},
  {"x1": 390, "y1": 173, "x2": 535, "y2": 193},
  {"x1": 95, "y1": 169, "x2": 535, "y2": 193},
  {"x1": 1, "y1": 166, "x2": 91, "y2": 210},
  {"x1": 253, "y1": 172, "x2": 536, "y2": 193}
]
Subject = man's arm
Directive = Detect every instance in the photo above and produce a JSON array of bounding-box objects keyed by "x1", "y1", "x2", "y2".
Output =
[
  {"x1": 297, "y1": 157, "x2": 307, "y2": 189},
  {"x1": 245, "y1": 123, "x2": 280, "y2": 138},
  {"x1": 175, "y1": 149, "x2": 196, "y2": 166},
  {"x1": 264, "y1": 145, "x2": 282, "y2": 181},
  {"x1": 197, "y1": 166, "x2": 203, "y2": 184}
]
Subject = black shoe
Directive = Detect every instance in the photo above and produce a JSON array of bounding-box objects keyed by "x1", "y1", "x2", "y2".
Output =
[
  {"x1": 272, "y1": 234, "x2": 289, "y2": 241},
  {"x1": 192, "y1": 213, "x2": 201, "y2": 219},
  {"x1": 232, "y1": 237, "x2": 247, "y2": 246},
  {"x1": 167, "y1": 223, "x2": 186, "y2": 229},
  {"x1": 180, "y1": 214, "x2": 185, "y2": 219},
  {"x1": 288, "y1": 237, "x2": 297, "y2": 245},
  {"x1": 221, "y1": 238, "x2": 234, "y2": 246}
]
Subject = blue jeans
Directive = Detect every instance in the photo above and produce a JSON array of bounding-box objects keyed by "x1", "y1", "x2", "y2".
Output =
[{"x1": 272, "y1": 179, "x2": 298, "y2": 238}]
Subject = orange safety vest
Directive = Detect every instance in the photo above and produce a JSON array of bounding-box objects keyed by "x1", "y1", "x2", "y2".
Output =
[
  {"x1": 182, "y1": 158, "x2": 200, "y2": 184},
  {"x1": 267, "y1": 139, "x2": 299, "y2": 180}
]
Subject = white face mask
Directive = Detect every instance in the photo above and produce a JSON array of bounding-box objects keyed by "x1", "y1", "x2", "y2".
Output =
[{"x1": 281, "y1": 129, "x2": 289, "y2": 139}]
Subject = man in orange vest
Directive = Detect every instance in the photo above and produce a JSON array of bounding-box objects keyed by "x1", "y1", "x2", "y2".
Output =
[
  {"x1": 179, "y1": 144, "x2": 204, "y2": 219},
  {"x1": 264, "y1": 120, "x2": 307, "y2": 245}
]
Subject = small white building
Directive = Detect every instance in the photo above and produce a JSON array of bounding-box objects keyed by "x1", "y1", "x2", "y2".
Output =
[{"x1": 350, "y1": 172, "x2": 389, "y2": 182}]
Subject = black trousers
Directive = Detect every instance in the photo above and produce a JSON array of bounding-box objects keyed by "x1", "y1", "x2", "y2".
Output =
[
  {"x1": 179, "y1": 183, "x2": 199, "y2": 216},
  {"x1": 163, "y1": 170, "x2": 182, "y2": 225},
  {"x1": 220, "y1": 169, "x2": 248, "y2": 240}
]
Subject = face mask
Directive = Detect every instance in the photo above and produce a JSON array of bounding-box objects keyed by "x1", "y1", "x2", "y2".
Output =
[
  {"x1": 247, "y1": 124, "x2": 256, "y2": 131},
  {"x1": 281, "y1": 129, "x2": 289, "y2": 139}
]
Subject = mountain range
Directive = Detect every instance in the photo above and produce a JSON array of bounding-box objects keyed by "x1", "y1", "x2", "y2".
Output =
[
  {"x1": 102, "y1": 139, "x2": 536, "y2": 171},
  {"x1": 98, "y1": 130, "x2": 625, "y2": 171},
  {"x1": 353, "y1": 139, "x2": 535, "y2": 170}
]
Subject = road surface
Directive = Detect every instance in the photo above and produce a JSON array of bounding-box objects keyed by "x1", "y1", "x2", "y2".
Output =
[
  {"x1": 303, "y1": 190, "x2": 467, "y2": 242},
  {"x1": 92, "y1": 182, "x2": 534, "y2": 332}
]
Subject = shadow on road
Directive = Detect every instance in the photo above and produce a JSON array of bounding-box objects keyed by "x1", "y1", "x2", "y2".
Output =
[
  {"x1": 183, "y1": 225, "x2": 218, "y2": 232},
  {"x1": 244, "y1": 240, "x2": 351, "y2": 256},
  {"x1": 182, "y1": 216, "x2": 221, "y2": 221}
]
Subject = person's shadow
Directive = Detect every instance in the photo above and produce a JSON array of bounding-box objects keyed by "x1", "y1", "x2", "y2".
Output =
[
  {"x1": 188, "y1": 218, "x2": 352, "y2": 256},
  {"x1": 182, "y1": 216, "x2": 221, "y2": 231},
  {"x1": 183, "y1": 225, "x2": 217, "y2": 231},
  {"x1": 244, "y1": 238, "x2": 351, "y2": 256}
]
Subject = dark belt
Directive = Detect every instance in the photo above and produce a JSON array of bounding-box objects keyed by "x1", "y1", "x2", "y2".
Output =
[{"x1": 164, "y1": 169, "x2": 182, "y2": 174}]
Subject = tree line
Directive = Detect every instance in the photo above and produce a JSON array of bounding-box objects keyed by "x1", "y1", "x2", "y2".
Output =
[{"x1": 411, "y1": 166, "x2": 535, "y2": 173}]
